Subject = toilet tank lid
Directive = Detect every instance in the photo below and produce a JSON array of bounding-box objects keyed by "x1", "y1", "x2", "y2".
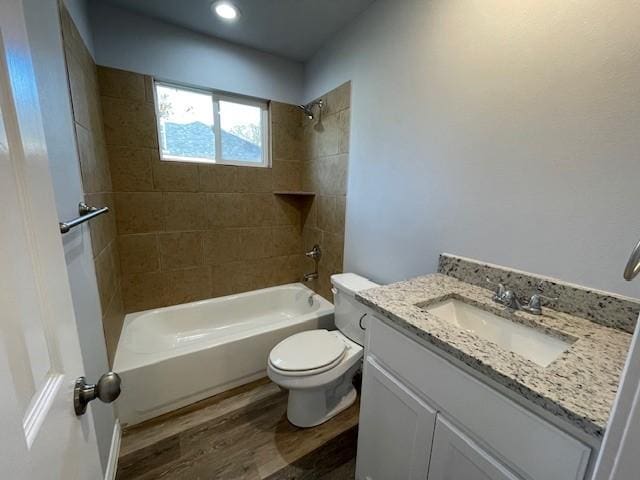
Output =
[{"x1": 331, "y1": 273, "x2": 379, "y2": 296}]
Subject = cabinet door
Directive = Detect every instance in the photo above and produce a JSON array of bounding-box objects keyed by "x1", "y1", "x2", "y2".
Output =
[
  {"x1": 356, "y1": 357, "x2": 436, "y2": 480},
  {"x1": 428, "y1": 417, "x2": 521, "y2": 480}
]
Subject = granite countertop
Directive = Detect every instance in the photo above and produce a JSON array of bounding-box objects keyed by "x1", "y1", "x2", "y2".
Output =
[{"x1": 356, "y1": 273, "x2": 633, "y2": 439}]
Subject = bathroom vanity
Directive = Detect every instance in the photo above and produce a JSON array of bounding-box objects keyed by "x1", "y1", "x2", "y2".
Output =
[{"x1": 353, "y1": 256, "x2": 638, "y2": 480}]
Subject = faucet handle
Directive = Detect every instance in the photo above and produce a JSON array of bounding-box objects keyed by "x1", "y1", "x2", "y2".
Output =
[
  {"x1": 486, "y1": 277, "x2": 505, "y2": 300},
  {"x1": 525, "y1": 293, "x2": 559, "y2": 314}
]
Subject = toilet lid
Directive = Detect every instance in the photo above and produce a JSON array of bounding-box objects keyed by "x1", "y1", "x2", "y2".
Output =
[{"x1": 269, "y1": 330, "x2": 346, "y2": 372}]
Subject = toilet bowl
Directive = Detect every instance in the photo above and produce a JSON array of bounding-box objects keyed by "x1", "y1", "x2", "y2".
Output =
[{"x1": 267, "y1": 273, "x2": 379, "y2": 427}]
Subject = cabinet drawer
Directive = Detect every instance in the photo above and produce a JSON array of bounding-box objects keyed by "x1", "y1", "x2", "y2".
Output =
[{"x1": 367, "y1": 317, "x2": 591, "y2": 480}]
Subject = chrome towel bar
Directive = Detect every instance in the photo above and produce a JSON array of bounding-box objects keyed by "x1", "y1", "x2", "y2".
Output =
[
  {"x1": 59, "y1": 202, "x2": 109, "y2": 234},
  {"x1": 624, "y1": 238, "x2": 640, "y2": 281}
]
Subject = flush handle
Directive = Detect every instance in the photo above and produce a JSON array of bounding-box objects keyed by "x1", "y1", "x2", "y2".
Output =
[{"x1": 74, "y1": 372, "x2": 121, "y2": 416}]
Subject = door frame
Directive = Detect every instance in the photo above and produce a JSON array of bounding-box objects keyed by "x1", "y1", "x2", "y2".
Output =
[{"x1": 592, "y1": 314, "x2": 640, "y2": 479}]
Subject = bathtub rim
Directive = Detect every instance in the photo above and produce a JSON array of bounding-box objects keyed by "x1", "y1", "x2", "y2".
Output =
[{"x1": 113, "y1": 282, "x2": 333, "y2": 372}]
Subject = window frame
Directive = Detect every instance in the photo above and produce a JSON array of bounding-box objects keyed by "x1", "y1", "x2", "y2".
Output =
[{"x1": 153, "y1": 80, "x2": 270, "y2": 168}]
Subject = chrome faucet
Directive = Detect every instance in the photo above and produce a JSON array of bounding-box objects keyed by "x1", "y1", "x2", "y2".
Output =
[
  {"x1": 486, "y1": 278, "x2": 557, "y2": 315},
  {"x1": 302, "y1": 272, "x2": 319, "y2": 282},
  {"x1": 302, "y1": 244, "x2": 321, "y2": 282},
  {"x1": 305, "y1": 245, "x2": 321, "y2": 261}
]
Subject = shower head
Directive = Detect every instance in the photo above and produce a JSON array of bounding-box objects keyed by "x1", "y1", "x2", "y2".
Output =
[
  {"x1": 298, "y1": 99, "x2": 323, "y2": 120},
  {"x1": 298, "y1": 104, "x2": 314, "y2": 119}
]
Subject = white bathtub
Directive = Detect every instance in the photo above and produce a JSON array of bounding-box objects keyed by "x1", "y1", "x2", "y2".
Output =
[{"x1": 113, "y1": 283, "x2": 334, "y2": 426}]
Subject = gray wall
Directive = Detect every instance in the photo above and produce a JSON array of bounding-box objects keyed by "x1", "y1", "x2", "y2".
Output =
[
  {"x1": 89, "y1": 1, "x2": 305, "y2": 104},
  {"x1": 24, "y1": 0, "x2": 115, "y2": 473},
  {"x1": 305, "y1": 0, "x2": 640, "y2": 298}
]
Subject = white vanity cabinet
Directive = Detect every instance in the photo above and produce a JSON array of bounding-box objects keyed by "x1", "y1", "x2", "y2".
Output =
[
  {"x1": 355, "y1": 316, "x2": 593, "y2": 480},
  {"x1": 428, "y1": 417, "x2": 520, "y2": 480},
  {"x1": 357, "y1": 357, "x2": 436, "y2": 480}
]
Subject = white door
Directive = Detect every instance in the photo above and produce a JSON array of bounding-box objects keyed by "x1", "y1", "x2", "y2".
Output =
[
  {"x1": 428, "y1": 417, "x2": 521, "y2": 480},
  {"x1": 356, "y1": 357, "x2": 436, "y2": 480},
  {"x1": 0, "y1": 0, "x2": 103, "y2": 478}
]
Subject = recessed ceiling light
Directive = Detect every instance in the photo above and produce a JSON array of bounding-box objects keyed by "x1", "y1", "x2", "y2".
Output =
[{"x1": 212, "y1": 1, "x2": 240, "y2": 21}]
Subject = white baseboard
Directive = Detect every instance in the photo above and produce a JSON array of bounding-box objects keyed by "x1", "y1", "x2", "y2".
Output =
[{"x1": 104, "y1": 420, "x2": 121, "y2": 480}]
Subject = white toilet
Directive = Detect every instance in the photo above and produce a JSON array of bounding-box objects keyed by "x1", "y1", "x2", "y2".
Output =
[{"x1": 267, "y1": 273, "x2": 379, "y2": 428}]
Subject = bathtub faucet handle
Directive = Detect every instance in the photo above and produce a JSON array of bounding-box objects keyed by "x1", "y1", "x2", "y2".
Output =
[{"x1": 305, "y1": 244, "x2": 322, "y2": 261}]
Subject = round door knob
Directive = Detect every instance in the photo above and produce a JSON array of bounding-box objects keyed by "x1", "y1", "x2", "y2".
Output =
[
  {"x1": 74, "y1": 372, "x2": 122, "y2": 416},
  {"x1": 95, "y1": 372, "x2": 121, "y2": 403}
]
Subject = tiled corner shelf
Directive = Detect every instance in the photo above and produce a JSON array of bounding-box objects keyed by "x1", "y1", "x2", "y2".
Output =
[{"x1": 273, "y1": 191, "x2": 316, "y2": 196}]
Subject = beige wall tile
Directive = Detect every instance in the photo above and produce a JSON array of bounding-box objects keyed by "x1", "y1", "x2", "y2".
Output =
[
  {"x1": 210, "y1": 262, "x2": 243, "y2": 297},
  {"x1": 118, "y1": 234, "x2": 159, "y2": 275},
  {"x1": 303, "y1": 114, "x2": 339, "y2": 159},
  {"x1": 272, "y1": 225, "x2": 302, "y2": 257},
  {"x1": 245, "y1": 193, "x2": 275, "y2": 226},
  {"x1": 75, "y1": 124, "x2": 97, "y2": 191},
  {"x1": 93, "y1": 140, "x2": 113, "y2": 192},
  {"x1": 164, "y1": 267, "x2": 211, "y2": 306},
  {"x1": 317, "y1": 195, "x2": 338, "y2": 233},
  {"x1": 85, "y1": 192, "x2": 117, "y2": 257},
  {"x1": 271, "y1": 255, "x2": 303, "y2": 285},
  {"x1": 60, "y1": 6, "x2": 89, "y2": 64},
  {"x1": 94, "y1": 242, "x2": 119, "y2": 311},
  {"x1": 298, "y1": 82, "x2": 351, "y2": 298},
  {"x1": 115, "y1": 192, "x2": 164, "y2": 234},
  {"x1": 301, "y1": 159, "x2": 322, "y2": 193},
  {"x1": 239, "y1": 227, "x2": 273, "y2": 260},
  {"x1": 122, "y1": 271, "x2": 167, "y2": 312},
  {"x1": 273, "y1": 195, "x2": 301, "y2": 226},
  {"x1": 206, "y1": 193, "x2": 245, "y2": 227},
  {"x1": 163, "y1": 192, "x2": 207, "y2": 231},
  {"x1": 314, "y1": 154, "x2": 347, "y2": 196},
  {"x1": 300, "y1": 196, "x2": 317, "y2": 230},
  {"x1": 236, "y1": 167, "x2": 273, "y2": 193},
  {"x1": 101, "y1": 96, "x2": 158, "y2": 148},
  {"x1": 153, "y1": 160, "x2": 199, "y2": 192},
  {"x1": 210, "y1": 260, "x2": 269, "y2": 298},
  {"x1": 272, "y1": 160, "x2": 302, "y2": 191},
  {"x1": 102, "y1": 287, "x2": 124, "y2": 366},
  {"x1": 336, "y1": 195, "x2": 346, "y2": 234},
  {"x1": 97, "y1": 66, "x2": 147, "y2": 102},
  {"x1": 203, "y1": 228, "x2": 242, "y2": 266},
  {"x1": 272, "y1": 123, "x2": 302, "y2": 161},
  {"x1": 302, "y1": 227, "x2": 323, "y2": 253},
  {"x1": 144, "y1": 76, "x2": 154, "y2": 104},
  {"x1": 316, "y1": 113, "x2": 340, "y2": 158},
  {"x1": 158, "y1": 231, "x2": 204, "y2": 270},
  {"x1": 76, "y1": 126, "x2": 112, "y2": 194},
  {"x1": 108, "y1": 146, "x2": 155, "y2": 191},
  {"x1": 62, "y1": 7, "x2": 126, "y2": 367},
  {"x1": 322, "y1": 232, "x2": 345, "y2": 275},
  {"x1": 325, "y1": 82, "x2": 351, "y2": 116},
  {"x1": 271, "y1": 102, "x2": 302, "y2": 132},
  {"x1": 337, "y1": 109, "x2": 350, "y2": 154},
  {"x1": 65, "y1": 50, "x2": 92, "y2": 131},
  {"x1": 199, "y1": 165, "x2": 239, "y2": 193}
]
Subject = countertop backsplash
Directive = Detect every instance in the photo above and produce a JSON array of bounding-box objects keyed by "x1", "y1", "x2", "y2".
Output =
[{"x1": 438, "y1": 254, "x2": 640, "y2": 334}]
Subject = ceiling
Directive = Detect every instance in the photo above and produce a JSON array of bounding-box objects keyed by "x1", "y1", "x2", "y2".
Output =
[{"x1": 98, "y1": 0, "x2": 375, "y2": 62}]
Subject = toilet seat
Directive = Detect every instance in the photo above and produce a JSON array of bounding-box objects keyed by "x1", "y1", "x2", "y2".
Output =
[{"x1": 268, "y1": 330, "x2": 346, "y2": 376}]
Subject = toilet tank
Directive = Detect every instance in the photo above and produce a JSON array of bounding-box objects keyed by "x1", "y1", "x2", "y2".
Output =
[{"x1": 331, "y1": 273, "x2": 380, "y2": 345}]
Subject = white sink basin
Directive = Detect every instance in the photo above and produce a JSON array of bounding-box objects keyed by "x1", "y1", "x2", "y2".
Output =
[{"x1": 424, "y1": 298, "x2": 572, "y2": 367}]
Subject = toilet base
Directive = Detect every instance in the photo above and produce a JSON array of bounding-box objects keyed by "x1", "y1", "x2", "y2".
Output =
[{"x1": 285, "y1": 365, "x2": 359, "y2": 428}]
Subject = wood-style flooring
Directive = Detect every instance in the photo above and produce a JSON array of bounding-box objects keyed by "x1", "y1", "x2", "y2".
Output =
[{"x1": 116, "y1": 378, "x2": 359, "y2": 479}]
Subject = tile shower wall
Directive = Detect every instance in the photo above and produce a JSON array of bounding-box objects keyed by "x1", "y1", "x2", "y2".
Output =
[
  {"x1": 61, "y1": 8, "x2": 124, "y2": 364},
  {"x1": 300, "y1": 83, "x2": 351, "y2": 300},
  {"x1": 98, "y1": 67, "x2": 306, "y2": 313}
]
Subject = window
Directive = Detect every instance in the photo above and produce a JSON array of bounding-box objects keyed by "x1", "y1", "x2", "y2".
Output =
[{"x1": 154, "y1": 81, "x2": 269, "y2": 167}]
